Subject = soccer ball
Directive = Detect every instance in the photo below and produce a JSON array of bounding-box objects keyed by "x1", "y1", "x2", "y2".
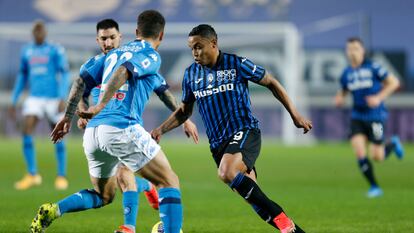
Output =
[{"x1": 151, "y1": 221, "x2": 183, "y2": 233}]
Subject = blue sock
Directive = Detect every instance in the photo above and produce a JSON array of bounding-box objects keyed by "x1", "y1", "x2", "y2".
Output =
[
  {"x1": 55, "y1": 141, "x2": 66, "y2": 176},
  {"x1": 384, "y1": 140, "x2": 395, "y2": 159},
  {"x1": 23, "y1": 135, "x2": 36, "y2": 175},
  {"x1": 358, "y1": 157, "x2": 378, "y2": 187},
  {"x1": 136, "y1": 178, "x2": 151, "y2": 193},
  {"x1": 57, "y1": 189, "x2": 103, "y2": 215},
  {"x1": 123, "y1": 191, "x2": 139, "y2": 228},
  {"x1": 158, "y1": 188, "x2": 183, "y2": 233}
]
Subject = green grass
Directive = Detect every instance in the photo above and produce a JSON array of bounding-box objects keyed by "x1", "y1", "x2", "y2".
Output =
[{"x1": 0, "y1": 137, "x2": 413, "y2": 233}]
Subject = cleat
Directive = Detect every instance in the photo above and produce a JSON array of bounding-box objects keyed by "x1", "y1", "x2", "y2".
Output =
[
  {"x1": 367, "y1": 186, "x2": 383, "y2": 198},
  {"x1": 391, "y1": 136, "x2": 404, "y2": 160},
  {"x1": 15, "y1": 174, "x2": 42, "y2": 190},
  {"x1": 273, "y1": 212, "x2": 296, "y2": 233},
  {"x1": 114, "y1": 225, "x2": 135, "y2": 233},
  {"x1": 144, "y1": 183, "x2": 159, "y2": 210},
  {"x1": 55, "y1": 176, "x2": 68, "y2": 190},
  {"x1": 30, "y1": 203, "x2": 59, "y2": 233}
]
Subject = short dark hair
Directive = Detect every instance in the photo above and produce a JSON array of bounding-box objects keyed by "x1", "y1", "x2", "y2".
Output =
[
  {"x1": 137, "y1": 10, "x2": 165, "y2": 39},
  {"x1": 347, "y1": 37, "x2": 364, "y2": 46},
  {"x1": 189, "y1": 24, "x2": 217, "y2": 40},
  {"x1": 96, "y1": 19, "x2": 119, "y2": 33}
]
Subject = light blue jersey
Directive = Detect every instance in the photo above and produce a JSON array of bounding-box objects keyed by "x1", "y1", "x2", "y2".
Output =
[
  {"x1": 81, "y1": 40, "x2": 167, "y2": 128},
  {"x1": 79, "y1": 53, "x2": 106, "y2": 107},
  {"x1": 12, "y1": 42, "x2": 70, "y2": 105},
  {"x1": 340, "y1": 60, "x2": 389, "y2": 122}
]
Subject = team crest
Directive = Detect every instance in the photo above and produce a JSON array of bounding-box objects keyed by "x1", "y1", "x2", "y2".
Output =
[{"x1": 207, "y1": 73, "x2": 214, "y2": 83}]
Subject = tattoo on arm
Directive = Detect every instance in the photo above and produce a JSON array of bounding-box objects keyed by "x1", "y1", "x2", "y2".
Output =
[
  {"x1": 158, "y1": 90, "x2": 179, "y2": 112},
  {"x1": 65, "y1": 77, "x2": 86, "y2": 119},
  {"x1": 99, "y1": 66, "x2": 129, "y2": 107},
  {"x1": 78, "y1": 95, "x2": 89, "y2": 112}
]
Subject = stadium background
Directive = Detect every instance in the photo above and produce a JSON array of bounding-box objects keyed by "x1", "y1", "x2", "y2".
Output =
[{"x1": 0, "y1": 1, "x2": 413, "y2": 232}]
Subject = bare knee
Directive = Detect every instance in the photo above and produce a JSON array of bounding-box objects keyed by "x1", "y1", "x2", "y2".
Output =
[
  {"x1": 218, "y1": 166, "x2": 238, "y2": 184},
  {"x1": 116, "y1": 165, "x2": 136, "y2": 192},
  {"x1": 156, "y1": 170, "x2": 179, "y2": 189}
]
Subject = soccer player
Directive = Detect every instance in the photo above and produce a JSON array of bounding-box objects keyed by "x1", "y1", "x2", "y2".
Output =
[
  {"x1": 334, "y1": 37, "x2": 404, "y2": 198},
  {"x1": 10, "y1": 20, "x2": 70, "y2": 190},
  {"x1": 151, "y1": 24, "x2": 312, "y2": 233},
  {"x1": 30, "y1": 10, "x2": 184, "y2": 233},
  {"x1": 76, "y1": 18, "x2": 198, "y2": 232}
]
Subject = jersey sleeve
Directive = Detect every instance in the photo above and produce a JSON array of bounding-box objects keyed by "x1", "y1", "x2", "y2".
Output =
[
  {"x1": 238, "y1": 56, "x2": 266, "y2": 83},
  {"x1": 121, "y1": 51, "x2": 161, "y2": 80},
  {"x1": 79, "y1": 56, "x2": 105, "y2": 94},
  {"x1": 153, "y1": 73, "x2": 170, "y2": 96},
  {"x1": 372, "y1": 62, "x2": 389, "y2": 81},
  {"x1": 339, "y1": 70, "x2": 348, "y2": 91},
  {"x1": 181, "y1": 68, "x2": 195, "y2": 103},
  {"x1": 11, "y1": 47, "x2": 29, "y2": 105}
]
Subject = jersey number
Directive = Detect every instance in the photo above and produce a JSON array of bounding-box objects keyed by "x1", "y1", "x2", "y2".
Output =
[{"x1": 102, "y1": 52, "x2": 133, "y2": 83}]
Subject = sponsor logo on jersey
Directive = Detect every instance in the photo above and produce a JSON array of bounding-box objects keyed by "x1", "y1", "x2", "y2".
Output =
[
  {"x1": 193, "y1": 83, "x2": 234, "y2": 99},
  {"x1": 217, "y1": 69, "x2": 236, "y2": 82}
]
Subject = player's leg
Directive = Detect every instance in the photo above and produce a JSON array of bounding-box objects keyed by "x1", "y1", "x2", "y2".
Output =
[
  {"x1": 47, "y1": 99, "x2": 68, "y2": 190},
  {"x1": 368, "y1": 121, "x2": 404, "y2": 160},
  {"x1": 217, "y1": 129, "x2": 301, "y2": 233},
  {"x1": 15, "y1": 114, "x2": 41, "y2": 190},
  {"x1": 138, "y1": 150, "x2": 182, "y2": 233},
  {"x1": 30, "y1": 176, "x2": 116, "y2": 233},
  {"x1": 116, "y1": 164, "x2": 140, "y2": 233}
]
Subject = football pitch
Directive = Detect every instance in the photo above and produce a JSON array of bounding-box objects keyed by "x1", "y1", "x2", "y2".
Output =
[{"x1": 0, "y1": 137, "x2": 413, "y2": 233}]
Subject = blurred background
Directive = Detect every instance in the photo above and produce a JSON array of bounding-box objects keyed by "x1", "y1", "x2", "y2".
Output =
[{"x1": 0, "y1": 0, "x2": 413, "y2": 142}]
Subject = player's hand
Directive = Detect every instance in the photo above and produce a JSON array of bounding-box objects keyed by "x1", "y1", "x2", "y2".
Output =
[
  {"x1": 77, "y1": 105, "x2": 103, "y2": 119},
  {"x1": 292, "y1": 115, "x2": 313, "y2": 134},
  {"x1": 366, "y1": 95, "x2": 381, "y2": 108},
  {"x1": 183, "y1": 120, "x2": 199, "y2": 144},
  {"x1": 150, "y1": 128, "x2": 163, "y2": 143},
  {"x1": 50, "y1": 116, "x2": 72, "y2": 143},
  {"x1": 58, "y1": 100, "x2": 66, "y2": 113},
  {"x1": 77, "y1": 118, "x2": 89, "y2": 130},
  {"x1": 334, "y1": 93, "x2": 344, "y2": 107}
]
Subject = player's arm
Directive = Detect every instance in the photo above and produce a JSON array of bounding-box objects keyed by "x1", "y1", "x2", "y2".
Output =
[
  {"x1": 366, "y1": 74, "x2": 400, "y2": 108},
  {"x1": 50, "y1": 77, "x2": 86, "y2": 143},
  {"x1": 334, "y1": 89, "x2": 349, "y2": 107},
  {"x1": 9, "y1": 50, "x2": 29, "y2": 118},
  {"x1": 258, "y1": 72, "x2": 312, "y2": 134},
  {"x1": 78, "y1": 66, "x2": 130, "y2": 119},
  {"x1": 156, "y1": 89, "x2": 199, "y2": 143},
  {"x1": 151, "y1": 100, "x2": 196, "y2": 143}
]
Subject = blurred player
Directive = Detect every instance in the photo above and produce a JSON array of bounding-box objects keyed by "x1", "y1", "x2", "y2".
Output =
[
  {"x1": 31, "y1": 10, "x2": 184, "y2": 233},
  {"x1": 151, "y1": 24, "x2": 312, "y2": 233},
  {"x1": 334, "y1": 37, "x2": 404, "y2": 198},
  {"x1": 10, "y1": 20, "x2": 70, "y2": 190},
  {"x1": 76, "y1": 18, "x2": 197, "y2": 232}
]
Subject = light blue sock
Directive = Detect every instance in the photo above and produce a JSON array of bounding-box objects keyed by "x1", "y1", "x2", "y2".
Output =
[
  {"x1": 136, "y1": 177, "x2": 151, "y2": 193},
  {"x1": 57, "y1": 189, "x2": 103, "y2": 215},
  {"x1": 158, "y1": 188, "x2": 183, "y2": 233},
  {"x1": 55, "y1": 141, "x2": 66, "y2": 176},
  {"x1": 23, "y1": 134, "x2": 36, "y2": 175},
  {"x1": 123, "y1": 191, "x2": 139, "y2": 228}
]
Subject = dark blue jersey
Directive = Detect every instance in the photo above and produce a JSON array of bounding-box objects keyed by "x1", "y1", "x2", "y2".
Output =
[
  {"x1": 340, "y1": 60, "x2": 389, "y2": 122},
  {"x1": 182, "y1": 52, "x2": 265, "y2": 149}
]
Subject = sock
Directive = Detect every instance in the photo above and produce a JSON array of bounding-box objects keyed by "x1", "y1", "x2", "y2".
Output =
[
  {"x1": 57, "y1": 189, "x2": 103, "y2": 215},
  {"x1": 158, "y1": 188, "x2": 183, "y2": 233},
  {"x1": 136, "y1": 178, "x2": 151, "y2": 193},
  {"x1": 123, "y1": 191, "x2": 138, "y2": 229},
  {"x1": 251, "y1": 204, "x2": 278, "y2": 228},
  {"x1": 23, "y1": 134, "x2": 36, "y2": 175},
  {"x1": 384, "y1": 141, "x2": 395, "y2": 159},
  {"x1": 358, "y1": 157, "x2": 378, "y2": 187},
  {"x1": 55, "y1": 141, "x2": 66, "y2": 176},
  {"x1": 229, "y1": 172, "x2": 284, "y2": 219}
]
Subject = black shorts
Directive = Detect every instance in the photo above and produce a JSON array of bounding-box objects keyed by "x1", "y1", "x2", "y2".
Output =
[
  {"x1": 350, "y1": 119, "x2": 385, "y2": 144},
  {"x1": 210, "y1": 128, "x2": 261, "y2": 173}
]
